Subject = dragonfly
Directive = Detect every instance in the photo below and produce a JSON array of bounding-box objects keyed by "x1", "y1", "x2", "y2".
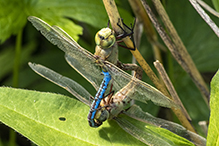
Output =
[
  {"x1": 28, "y1": 63, "x2": 205, "y2": 145},
  {"x1": 28, "y1": 15, "x2": 177, "y2": 118},
  {"x1": 28, "y1": 16, "x2": 205, "y2": 145},
  {"x1": 88, "y1": 17, "x2": 142, "y2": 127},
  {"x1": 28, "y1": 16, "x2": 143, "y2": 127}
]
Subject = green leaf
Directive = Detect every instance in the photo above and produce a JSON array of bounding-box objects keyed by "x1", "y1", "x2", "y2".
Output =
[
  {"x1": 0, "y1": 0, "x2": 108, "y2": 43},
  {"x1": 166, "y1": 0, "x2": 219, "y2": 73},
  {"x1": 165, "y1": 0, "x2": 214, "y2": 133},
  {"x1": 207, "y1": 70, "x2": 219, "y2": 146},
  {"x1": 0, "y1": 87, "x2": 145, "y2": 145},
  {"x1": 0, "y1": 0, "x2": 27, "y2": 43},
  {"x1": 212, "y1": 0, "x2": 219, "y2": 12},
  {"x1": 30, "y1": 0, "x2": 108, "y2": 28}
]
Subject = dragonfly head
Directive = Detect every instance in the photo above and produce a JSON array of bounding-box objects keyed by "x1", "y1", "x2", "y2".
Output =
[
  {"x1": 95, "y1": 28, "x2": 116, "y2": 49},
  {"x1": 88, "y1": 119, "x2": 102, "y2": 128},
  {"x1": 95, "y1": 109, "x2": 109, "y2": 122},
  {"x1": 88, "y1": 109, "x2": 109, "y2": 128}
]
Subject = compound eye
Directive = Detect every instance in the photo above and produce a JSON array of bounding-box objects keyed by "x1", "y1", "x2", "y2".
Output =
[
  {"x1": 95, "y1": 110, "x2": 109, "y2": 123},
  {"x1": 99, "y1": 110, "x2": 109, "y2": 122},
  {"x1": 99, "y1": 35, "x2": 104, "y2": 40}
]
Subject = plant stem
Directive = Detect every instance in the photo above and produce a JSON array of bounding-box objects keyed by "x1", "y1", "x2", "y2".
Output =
[
  {"x1": 13, "y1": 30, "x2": 22, "y2": 87},
  {"x1": 102, "y1": 0, "x2": 196, "y2": 134},
  {"x1": 151, "y1": 0, "x2": 209, "y2": 105},
  {"x1": 10, "y1": 29, "x2": 23, "y2": 146}
]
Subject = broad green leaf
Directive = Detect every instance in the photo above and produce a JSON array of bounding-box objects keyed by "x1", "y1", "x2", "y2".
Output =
[
  {"x1": 0, "y1": 87, "x2": 145, "y2": 145},
  {"x1": 212, "y1": 0, "x2": 219, "y2": 12},
  {"x1": 207, "y1": 70, "x2": 219, "y2": 146}
]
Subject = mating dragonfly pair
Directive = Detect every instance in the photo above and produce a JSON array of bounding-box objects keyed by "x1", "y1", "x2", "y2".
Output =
[{"x1": 28, "y1": 16, "x2": 177, "y2": 128}]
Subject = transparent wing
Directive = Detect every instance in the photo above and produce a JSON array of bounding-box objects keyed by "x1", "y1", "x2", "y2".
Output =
[
  {"x1": 28, "y1": 16, "x2": 102, "y2": 91},
  {"x1": 104, "y1": 62, "x2": 178, "y2": 108},
  {"x1": 115, "y1": 117, "x2": 174, "y2": 146},
  {"x1": 28, "y1": 16, "x2": 176, "y2": 108},
  {"x1": 28, "y1": 62, "x2": 91, "y2": 105},
  {"x1": 124, "y1": 105, "x2": 206, "y2": 146},
  {"x1": 65, "y1": 54, "x2": 177, "y2": 108}
]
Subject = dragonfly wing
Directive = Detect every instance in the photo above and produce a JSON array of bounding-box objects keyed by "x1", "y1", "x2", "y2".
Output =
[
  {"x1": 104, "y1": 62, "x2": 177, "y2": 108},
  {"x1": 28, "y1": 16, "x2": 102, "y2": 90},
  {"x1": 28, "y1": 16, "x2": 176, "y2": 108},
  {"x1": 124, "y1": 105, "x2": 206, "y2": 145},
  {"x1": 65, "y1": 53, "x2": 103, "y2": 91},
  {"x1": 115, "y1": 117, "x2": 174, "y2": 146},
  {"x1": 28, "y1": 16, "x2": 88, "y2": 55},
  {"x1": 29, "y1": 62, "x2": 91, "y2": 105}
]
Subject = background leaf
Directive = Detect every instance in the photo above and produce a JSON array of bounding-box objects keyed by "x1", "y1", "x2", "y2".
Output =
[
  {"x1": 164, "y1": 0, "x2": 218, "y2": 133},
  {"x1": 0, "y1": 0, "x2": 27, "y2": 43},
  {"x1": 207, "y1": 70, "x2": 219, "y2": 146},
  {"x1": 0, "y1": 0, "x2": 109, "y2": 43},
  {"x1": 212, "y1": 0, "x2": 219, "y2": 12}
]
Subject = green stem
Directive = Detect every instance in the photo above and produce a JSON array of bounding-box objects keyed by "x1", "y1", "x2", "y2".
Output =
[
  {"x1": 13, "y1": 29, "x2": 22, "y2": 87},
  {"x1": 10, "y1": 29, "x2": 23, "y2": 146},
  {"x1": 167, "y1": 51, "x2": 173, "y2": 82}
]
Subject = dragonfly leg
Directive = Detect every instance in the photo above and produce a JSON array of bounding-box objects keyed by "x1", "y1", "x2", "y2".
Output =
[
  {"x1": 89, "y1": 96, "x2": 94, "y2": 100},
  {"x1": 102, "y1": 89, "x2": 114, "y2": 105},
  {"x1": 117, "y1": 18, "x2": 136, "y2": 38},
  {"x1": 116, "y1": 61, "x2": 143, "y2": 80},
  {"x1": 107, "y1": 19, "x2": 110, "y2": 28},
  {"x1": 116, "y1": 18, "x2": 136, "y2": 50},
  {"x1": 117, "y1": 43, "x2": 135, "y2": 51},
  {"x1": 92, "y1": 89, "x2": 115, "y2": 112},
  {"x1": 107, "y1": 80, "x2": 114, "y2": 104},
  {"x1": 92, "y1": 104, "x2": 111, "y2": 111},
  {"x1": 89, "y1": 96, "x2": 94, "y2": 108},
  {"x1": 90, "y1": 90, "x2": 115, "y2": 112}
]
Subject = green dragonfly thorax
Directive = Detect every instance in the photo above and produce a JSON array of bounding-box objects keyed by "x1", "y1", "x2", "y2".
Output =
[{"x1": 94, "y1": 28, "x2": 118, "y2": 64}]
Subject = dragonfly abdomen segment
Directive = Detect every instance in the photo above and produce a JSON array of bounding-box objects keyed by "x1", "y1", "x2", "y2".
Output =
[{"x1": 87, "y1": 71, "x2": 111, "y2": 127}]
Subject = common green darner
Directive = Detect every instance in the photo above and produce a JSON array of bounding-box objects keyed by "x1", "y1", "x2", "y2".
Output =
[
  {"x1": 28, "y1": 15, "x2": 176, "y2": 113},
  {"x1": 28, "y1": 16, "x2": 205, "y2": 145},
  {"x1": 28, "y1": 16, "x2": 142, "y2": 127}
]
